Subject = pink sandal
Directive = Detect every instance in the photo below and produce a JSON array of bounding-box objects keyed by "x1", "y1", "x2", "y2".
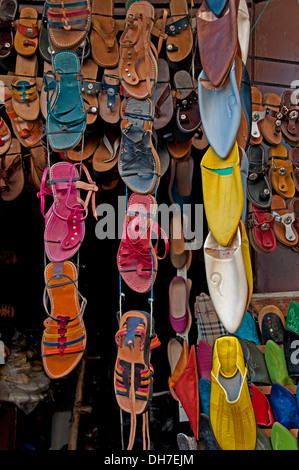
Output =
[{"x1": 38, "y1": 161, "x2": 98, "y2": 262}]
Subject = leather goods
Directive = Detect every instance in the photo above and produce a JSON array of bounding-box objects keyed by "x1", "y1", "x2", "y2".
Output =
[
  {"x1": 235, "y1": 311, "x2": 261, "y2": 345},
  {"x1": 239, "y1": 220, "x2": 253, "y2": 312},
  {"x1": 166, "y1": 139, "x2": 191, "y2": 160},
  {"x1": 247, "y1": 202, "x2": 277, "y2": 254},
  {"x1": 269, "y1": 144, "x2": 295, "y2": 199},
  {"x1": 167, "y1": 336, "x2": 188, "y2": 401},
  {"x1": 168, "y1": 155, "x2": 193, "y2": 211},
  {"x1": 271, "y1": 421, "x2": 299, "y2": 450},
  {"x1": 240, "y1": 146, "x2": 248, "y2": 223},
  {"x1": 250, "y1": 86, "x2": 265, "y2": 145},
  {"x1": 198, "y1": 61, "x2": 241, "y2": 159},
  {"x1": 197, "y1": 0, "x2": 239, "y2": 88},
  {"x1": 288, "y1": 197, "x2": 299, "y2": 252},
  {"x1": 283, "y1": 328, "x2": 299, "y2": 377},
  {"x1": 237, "y1": 0, "x2": 250, "y2": 64},
  {"x1": 11, "y1": 77, "x2": 40, "y2": 122},
  {"x1": 0, "y1": 138, "x2": 24, "y2": 201},
  {"x1": 198, "y1": 414, "x2": 221, "y2": 450},
  {"x1": 241, "y1": 339, "x2": 271, "y2": 385},
  {"x1": 90, "y1": 0, "x2": 118, "y2": 68},
  {"x1": 204, "y1": 227, "x2": 248, "y2": 334},
  {"x1": 239, "y1": 62, "x2": 252, "y2": 151},
  {"x1": 153, "y1": 58, "x2": 173, "y2": 131},
  {"x1": 169, "y1": 210, "x2": 190, "y2": 269},
  {"x1": 271, "y1": 194, "x2": 298, "y2": 247},
  {"x1": 0, "y1": 116, "x2": 11, "y2": 155},
  {"x1": 157, "y1": 143, "x2": 170, "y2": 177},
  {"x1": 169, "y1": 276, "x2": 192, "y2": 333},
  {"x1": 260, "y1": 92, "x2": 282, "y2": 145},
  {"x1": 201, "y1": 142, "x2": 243, "y2": 247},
  {"x1": 258, "y1": 305, "x2": 286, "y2": 344},
  {"x1": 117, "y1": 193, "x2": 168, "y2": 294},
  {"x1": 5, "y1": 100, "x2": 42, "y2": 148},
  {"x1": 166, "y1": 0, "x2": 193, "y2": 68},
  {"x1": 42, "y1": 261, "x2": 87, "y2": 379},
  {"x1": 255, "y1": 428, "x2": 273, "y2": 450},
  {"x1": 210, "y1": 335, "x2": 257, "y2": 450},
  {"x1": 279, "y1": 91, "x2": 299, "y2": 144},
  {"x1": 173, "y1": 345, "x2": 200, "y2": 440},
  {"x1": 47, "y1": 50, "x2": 87, "y2": 152},
  {"x1": 286, "y1": 301, "x2": 299, "y2": 335},
  {"x1": 270, "y1": 382, "x2": 299, "y2": 430},
  {"x1": 0, "y1": 0, "x2": 17, "y2": 59},
  {"x1": 197, "y1": 340, "x2": 212, "y2": 381},
  {"x1": 41, "y1": 62, "x2": 53, "y2": 120},
  {"x1": 251, "y1": 383, "x2": 275, "y2": 427},
  {"x1": 92, "y1": 133, "x2": 120, "y2": 174},
  {"x1": 46, "y1": 0, "x2": 91, "y2": 52},
  {"x1": 264, "y1": 339, "x2": 294, "y2": 386},
  {"x1": 38, "y1": 161, "x2": 98, "y2": 263},
  {"x1": 14, "y1": 7, "x2": 39, "y2": 56},
  {"x1": 118, "y1": 97, "x2": 160, "y2": 195},
  {"x1": 65, "y1": 135, "x2": 100, "y2": 162},
  {"x1": 99, "y1": 68, "x2": 121, "y2": 124},
  {"x1": 194, "y1": 292, "x2": 228, "y2": 347},
  {"x1": 81, "y1": 59, "x2": 99, "y2": 127},
  {"x1": 289, "y1": 148, "x2": 299, "y2": 192},
  {"x1": 114, "y1": 310, "x2": 160, "y2": 450},
  {"x1": 247, "y1": 144, "x2": 272, "y2": 209},
  {"x1": 192, "y1": 125, "x2": 209, "y2": 150},
  {"x1": 205, "y1": 0, "x2": 228, "y2": 17},
  {"x1": 198, "y1": 378, "x2": 211, "y2": 416},
  {"x1": 29, "y1": 142, "x2": 47, "y2": 190},
  {"x1": 173, "y1": 70, "x2": 201, "y2": 142},
  {"x1": 235, "y1": 55, "x2": 248, "y2": 152},
  {"x1": 119, "y1": 1, "x2": 157, "y2": 100}
]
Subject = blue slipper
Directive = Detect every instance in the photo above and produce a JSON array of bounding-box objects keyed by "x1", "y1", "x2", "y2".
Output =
[
  {"x1": 47, "y1": 50, "x2": 87, "y2": 152},
  {"x1": 270, "y1": 382, "x2": 299, "y2": 430}
]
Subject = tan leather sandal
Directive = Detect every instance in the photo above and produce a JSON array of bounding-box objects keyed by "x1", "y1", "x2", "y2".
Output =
[{"x1": 90, "y1": 0, "x2": 119, "y2": 68}]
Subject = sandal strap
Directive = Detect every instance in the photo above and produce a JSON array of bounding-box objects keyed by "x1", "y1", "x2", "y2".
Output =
[{"x1": 91, "y1": 15, "x2": 118, "y2": 49}]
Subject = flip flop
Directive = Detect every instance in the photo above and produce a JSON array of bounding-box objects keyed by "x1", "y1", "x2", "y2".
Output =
[
  {"x1": 64, "y1": 135, "x2": 100, "y2": 163},
  {"x1": 14, "y1": 7, "x2": 39, "y2": 56},
  {"x1": 260, "y1": 92, "x2": 282, "y2": 145},
  {"x1": 269, "y1": 144, "x2": 295, "y2": 199},
  {"x1": 247, "y1": 202, "x2": 276, "y2": 254},
  {"x1": 271, "y1": 194, "x2": 298, "y2": 247},
  {"x1": 90, "y1": 0, "x2": 119, "y2": 68},
  {"x1": 0, "y1": 138, "x2": 24, "y2": 201},
  {"x1": 250, "y1": 86, "x2": 266, "y2": 145},
  {"x1": 153, "y1": 58, "x2": 173, "y2": 131},
  {"x1": 0, "y1": 0, "x2": 17, "y2": 59},
  {"x1": 81, "y1": 59, "x2": 99, "y2": 126},
  {"x1": 258, "y1": 305, "x2": 286, "y2": 344},
  {"x1": 247, "y1": 144, "x2": 272, "y2": 209},
  {"x1": 29, "y1": 143, "x2": 47, "y2": 190},
  {"x1": 166, "y1": 0, "x2": 193, "y2": 69},
  {"x1": 279, "y1": 90, "x2": 299, "y2": 144},
  {"x1": 98, "y1": 68, "x2": 121, "y2": 124},
  {"x1": 173, "y1": 70, "x2": 201, "y2": 142},
  {"x1": 42, "y1": 261, "x2": 87, "y2": 379},
  {"x1": 47, "y1": 0, "x2": 91, "y2": 52},
  {"x1": 289, "y1": 148, "x2": 299, "y2": 192},
  {"x1": 92, "y1": 133, "x2": 120, "y2": 174}
]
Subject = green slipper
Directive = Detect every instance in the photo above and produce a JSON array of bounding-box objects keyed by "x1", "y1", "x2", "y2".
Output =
[
  {"x1": 271, "y1": 422, "x2": 298, "y2": 450},
  {"x1": 264, "y1": 340, "x2": 294, "y2": 386},
  {"x1": 286, "y1": 301, "x2": 299, "y2": 335}
]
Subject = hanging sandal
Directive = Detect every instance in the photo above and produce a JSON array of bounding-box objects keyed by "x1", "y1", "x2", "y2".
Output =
[
  {"x1": 0, "y1": 0, "x2": 17, "y2": 59},
  {"x1": 90, "y1": 0, "x2": 119, "y2": 68},
  {"x1": 250, "y1": 86, "x2": 266, "y2": 145},
  {"x1": 29, "y1": 143, "x2": 47, "y2": 190},
  {"x1": 279, "y1": 90, "x2": 299, "y2": 144},
  {"x1": 246, "y1": 144, "x2": 272, "y2": 209},
  {"x1": 98, "y1": 68, "x2": 121, "y2": 124},
  {"x1": 166, "y1": 0, "x2": 193, "y2": 70},
  {"x1": 289, "y1": 147, "x2": 299, "y2": 192},
  {"x1": 271, "y1": 194, "x2": 298, "y2": 248},
  {"x1": 269, "y1": 144, "x2": 295, "y2": 199},
  {"x1": 173, "y1": 70, "x2": 201, "y2": 142},
  {"x1": 81, "y1": 59, "x2": 99, "y2": 127},
  {"x1": 260, "y1": 92, "x2": 282, "y2": 145},
  {"x1": 153, "y1": 58, "x2": 173, "y2": 131},
  {"x1": 14, "y1": 7, "x2": 39, "y2": 56},
  {"x1": 247, "y1": 203, "x2": 276, "y2": 254},
  {"x1": 114, "y1": 310, "x2": 160, "y2": 450},
  {"x1": 41, "y1": 261, "x2": 87, "y2": 379},
  {"x1": 0, "y1": 117, "x2": 11, "y2": 155},
  {"x1": 92, "y1": 133, "x2": 120, "y2": 175},
  {"x1": 37, "y1": 161, "x2": 98, "y2": 263},
  {"x1": 0, "y1": 138, "x2": 24, "y2": 201}
]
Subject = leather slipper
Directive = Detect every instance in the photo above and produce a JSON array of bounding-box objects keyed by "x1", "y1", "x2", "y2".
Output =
[
  {"x1": 42, "y1": 260, "x2": 87, "y2": 379},
  {"x1": 153, "y1": 58, "x2": 173, "y2": 131},
  {"x1": 169, "y1": 210, "x2": 191, "y2": 270},
  {"x1": 0, "y1": 116, "x2": 11, "y2": 155},
  {"x1": 99, "y1": 68, "x2": 121, "y2": 124},
  {"x1": 169, "y1": 276, "x2": 192, "y2": 334},
  {"x1": 250, "y1": 86, "x2": 266, "y2": 145},
  {"x1": 166, "y1": 0, "x2": 193, "y2": 69},
  {"x1": 247, "y1": 202, "x2": 276, "y2": 253},
  {"x1": 197, "y1": 0, "x2": 238, "y2": 88},
  {"x1": 280, "y1": 90, "x2": 299, "y2": 144},
  {"x1": 47, "y1": 0, "x2": 91, "y2": 52},
  {"x1": 167, "y1": 337, "x2": 188, "y2": 401},
  {"x1": 271, "y1": 382, "x2": 299, "y2": 429},
  {"x1": 289, "y1": 147, "x2": 299, "y2": 192},
  {"x1": 236, "y1": 54, "x2": 249, "y2": 151},
  {"x1": 0, "y1": 138, "x2": 24, "y2": 201},
  {"x1": 64, "y1": 135, "x2": 100, "y2": 162},
  {"x1": 269, "y1": 144, "x2": 295, "y2": 199},
  {"x1": 260, "y1": 92, "x2": 282, "y2": 145},
  {"x1": 239, "y1": 219, "x2": 253, "y2": 312},
  {"x1": 14, "y1": 7, "x2": 39, "y2": 56},
  {"x1": 29, "y1": 143, "x2": 47, "y2": 190},
  {"x1": 0, "y1": 0, "x2": 17, "y2": 59},
  {"x1": 247, "y1": 144, "x2": 272, "y2": 209},
  {"x1": 173, "y1": 70, "x2": 201, "y2": 142},
  {"x1": 90, "y1": 0, "x2": 118, "y2": 68},
  {"x1": 258, "y1": 305, "x2": 286, "y2": 344},
  {"x1": 81, "y1": 59, "x2": 99, "y2": 126},
  {"x1": 237, "y1": 0, "x2": 250, "y2": 65},
  {"x1": 271, "y1": 194, "x2": 298, "y2": 247},
  {"x1": 93, "y1": 133, "x2": 120, "y2": 174}
]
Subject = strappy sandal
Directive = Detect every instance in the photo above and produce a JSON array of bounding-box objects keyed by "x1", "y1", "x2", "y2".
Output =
[
  {"x1": 114, "y1": 310, "x2": 160, "y2": 450},
  {"x1": 0, "y1": 138, "x2": 24, "y2": 201},
  {"x1": 173, "y1": 70, "x2": 201, "y2": 142},
  {"x1": 98, "y1": 68, "x2": 121, "y2": 124},
  {"x1": 10, "y1": 77, "x2": 40, "y2": 121},
  {"x1": 46, "y1": 0, "x2": 91, "y2": 52},
  {"x1": 0, "y1": 0, "x2": 17, "y2": 59},
  {"x1": 247, "y1": 203, "x2": 276, "y2": 254},
  {"x1": 14, "y1": 7, "x2": 39, "y2": 56},
  {"x1": 166, "y1": 0, "x2": 193, "y2": 70},
  {"x1": 42, "y1": 261, "x2": 87, "y2": 379},
  {"x1": 5, "y1": 103, "x2": 43, "y2": 148},
  {"x1": 117, "y1": 193, "x2": 169, "y2": 294},
  {"x1": 92, "y1": 133, "x2": 120, "y2": 175},
  {"x1": 271, "y1": 194, "x2": 298, "y2": 248},
  {"x1": 90, "y1": 0, "x2": 119, "y2": 68},
  {"x1": 37, "y1": 161, "x2": 98, "y2": 263},
  {"x1": 269, "y1": 144, "x2": 295, "y2": 199}
]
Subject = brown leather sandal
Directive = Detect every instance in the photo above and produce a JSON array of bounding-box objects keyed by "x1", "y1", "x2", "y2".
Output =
[
  {"x1": 81, "y1": 59, "x2": 99, "y2": 126},
  {"x1": 14, "y1": 7, "x2": 39, "y2": 56},
  {"x1": 260, "y1": 92, "x2": 282, "y2": 146},
  {"x1": 0, "y1": 117, "x2": 11, "y2": 156},
  {"x1": 11, "y1": 53, "x2": 40, "y2": 121},
  {"x1": 250, "y1": 86, "x2": 265, "y2": 145},
  {"x1": 0, "y1": 138, "x2": 24, "y2": 201},
  {"x1": 29, "y1": 142, "x2": 47, "y2": 190},
  {"x1": 6, "y1": 100, "x2": 43, "y2": 148},
  {"x1": 166, "y1": 0, "x2": 193, "y2": 69},
  {"x1": 90, "y1": 0, "x2": 119, "y2": 68},
  {"x1": 64, "y1": 135, "x2": 100, "y2": 162},
  {"x1": 98, "y1": 68, "x2": 121, "y2": 124}
]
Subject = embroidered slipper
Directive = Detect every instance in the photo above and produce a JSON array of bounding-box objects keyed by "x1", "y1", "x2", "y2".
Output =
[
  {"x1": 90, "y1": 0, "x2": 118, "y2": 68},
  {"x1": 81, "y1": 59, "x2": 99, "y2": 127},
  {"x1": 42, "y1": 261, "x2": 87, "y2": 379},
  {"x1": 250, "y1": 86, "x2": 266, "y2": 145},
  {"x1": 173, "y1": 70, "x2": 201, "y2": 142},
  {"x1": 269, "y1": 144, "x2": 295, "y2": 199},
  {"x1": 119, "y1": 1, "x2": 157, "y2": 100},
  {"x1": 98, "y1": 68, "x2": 121, "y2": 124},
  {"x1": 271, "y1": 194, "x2": 298, "y2": 248},
  {"x1": 279, "y1": 90, "x2": 299, "y2": 144},
  {"x1": 0, "y1": 116, "x2": 11, "y2": 155},
  {"x1": 29, "y1": 143, "x2": 47, "y2": 190},
  {"x1": 153, "y1": 58, "x2": 173, "y2": 131},
  {"x1": 46, "y1": 0, "x2": 91, "y2": 52},
  {"x1": 14, "y1": 7, "x2": 39, "y2": 56},
  {"x1": 46, "y1": 50, "x2": 87, "y2": 152},
  {"x1": 0, "y1": 138, "x2": 24, "y2": 201},
  {"x1": 37, "y1": 161, "x2": 98, "y2": 263},
  {"x1": 92, "y1": 133, "x2": 120, "y2": 174},
  {"x1": 118, "y1": 97, "x2": 161, "y2": 195},
  {"x1": 258, "y1": 305, "x2": 286, "y2": 344},
  {"x1": 0, "y1": 0, "x2": 17, "y2": 59},
  {"x1": 114, "y1": 310, "x2": 160, "y2": 450},
  {"x1": 166, "y1": 0, "x2": 193, "y2": 70},
  {"x1": 65, "y1": 135, "x2": 100, "y2": 162},
  {"x1": 289, "y1": 148, "x2": 299, "y2": 192},
  {"x1": 247, "y1": 203, "x2": 276, "y2": 254},
  {"x1": 260, "y1": 92, "x2": 282, "y2": 145},
  {"x1": 247, "y1": 144, "x2": 272, "y2": 209}
]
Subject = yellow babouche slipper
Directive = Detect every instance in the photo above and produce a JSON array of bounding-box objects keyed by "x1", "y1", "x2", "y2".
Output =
[{"x1": 210, "y1": 335, "x2": 257, "y2": 450}]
